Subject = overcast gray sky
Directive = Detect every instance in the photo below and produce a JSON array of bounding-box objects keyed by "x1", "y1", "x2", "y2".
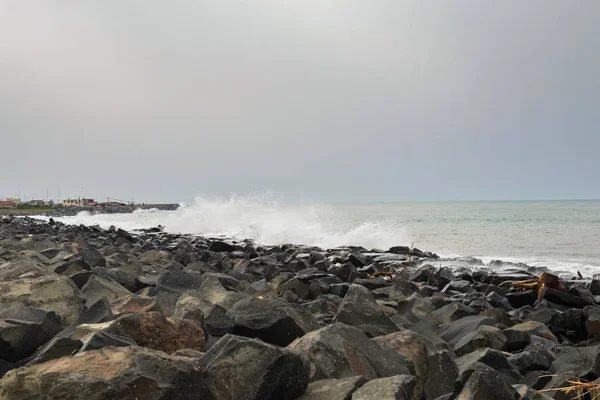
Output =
[{"x1": 1, "y1": 1, "x2": 599, "y2": 203}]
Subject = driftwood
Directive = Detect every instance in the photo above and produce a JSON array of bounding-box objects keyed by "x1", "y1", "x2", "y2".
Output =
[{"x1": 511, "y1": 271, "x2": 566, "y2": 301}]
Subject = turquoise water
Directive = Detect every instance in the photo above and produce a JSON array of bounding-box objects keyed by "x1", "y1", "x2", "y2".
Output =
[{"x1": 45, "y1": 198, "x2": 600, "y2": 275}]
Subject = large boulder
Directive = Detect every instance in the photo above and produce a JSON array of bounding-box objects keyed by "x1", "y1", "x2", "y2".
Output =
[
  {"x1": 503, "y1": 321, "x2": 558, "y2": 352},
  {"x1": 98, "y1": 312, "x2": 206, "y2": 354},
  {"x1": 287, "y1": 323, "x2": 410, "y2": 382},
  {"x1": 456, "y1": 348, "x2": 523, "y2": 385},
  {"x1": 200, "y1": 335, "x2": 309, "y2": 400},
  {"x1": 0, "y1": 274, "x2": 84, "y2": 326},
  {"x1": 351, "y1": 375, "x2": 416, "y2": 400},
  {"x1": 548, "y1": 345, "x2": 600, "y2": 377},
  {"x1": 334, "y1": 284, "x2": 399, "y2": 337},
  {"x1": 453, "y1": 325, "x2": 507, "y2": 357},
  {"x1": 296, "y1": 376, "x2": 367, "y2": 400},
  {"x1": 81, "y1": 274, "x2": 132, "y2": 306},
  {"x1": 374, "y1": 330, "x2": 458, "y2": 400},
  {"x1": 0, "y1": 307, "x2": 62, "y2": 362},
  {"x1": 438, "y1": 315, "x2": 494, "y2": 347},
  {"x1": 0, "y1": 346, "x2": 212, "y2": 400},
  {"x1": 456, "y1": 369, "x2": 519, "y2": 400},
  {"x1": 176, "y1": 293, "x2": 233, "y2": 336},
  {"x1": 226, "y1": 297, "x2": 319, "y2": 346}
]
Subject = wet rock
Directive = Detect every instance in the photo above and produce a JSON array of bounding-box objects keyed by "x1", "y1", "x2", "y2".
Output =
[
  {"x1": 81, "y1": 274, "x2": 132, "y2": 306},
  {"x1": 102, "y1": 312, "x2": 206, "y2": 354},
  {"x1": 512, "y1": 384, "x2": 553, "y2": 400},
  {"x1": 543, "y1": 287, "x2": 593, "y2": 308},
  {"x1": 209, "y1": 240, "x2": 236, "y2": 252},
  {"x1": 200, "y1": 334, "x2": 309, "y2": 400},
  {"x1": 0, "y1": 307, "x2": 62, "y2": 362},
  {"x1": 0, "y1": 346, "x2": 211, "y2": 400},
  {"x1": 0, "y1": 274, "x2": 84, "y2": 326},
  {"x1": 352, "y1": 375, "x2": 416, "y2": 400},
  {"x1": 288, "y1": 323, "x2": 410, "y2": 381},
  {"x1": 506, "y1": 290, "x2": 537, "y2": 309},
  {"x1": 438, "y1": 315, "x2": 494, "y2": 347},
  {"x1": 456, "y1": 369, "x2": 519, "y2": 400},
  {"x1": 429, "y1": 302, "x2": 477, "y2": 325},
  {"x1": 456, "y1": 347, "x2": 524, "y2": 385},
  {"x1": 226, "y1": 297, "x2": 319, "y2": 346},
  {"x1": 454, "y1": 325, "x2": 507, "y2": 357},
  {"x1": 296, "y1": 376, "x2": 367, "y2": 400},
  {"x1": 334, "y1": 284, "x2": 399, "y2": 337},
  {"x1": 442, "y1": 280, "x2": 474, "y2": 294},
  {"x1": 503, "y1": 321, "x2": 558, "y2": 352},
  {"x1": 79, "y1": 244, "x2": 106, "y2": 268},
  {"x1": 549, "y1": 345, "x2": 600, "y2": 377},
  {"x1": 584, "y1": 305, "x2": 600, "y2": 339},
  {"x1": 374, "y1": 330, "x2": 458, "y2": 400},
  {"x1": 508, "y1": 349, "x2": 554, "y2": 374}
]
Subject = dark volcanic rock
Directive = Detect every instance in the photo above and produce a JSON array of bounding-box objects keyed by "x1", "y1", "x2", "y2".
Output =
[
  {"x1": 288, "y1": 323, "x2": 410, "y2": 382},
  {"x1": 296, "y1": 376, "x2": 366, "y2": 400},
  {"x1": 549, "y1": 345, "x2": 600, "y2": 377},
  {"x1": 334, "y1": 283, "x2": 399, "y2": 337},
  {"x1": 456, "y1": 347, "x2": 524, "y2": 385},
  {"x1": 453, "y1": 325, "x2": 507, "y2": 357},
  {"x1": 0, "y1": 307, "x2": 62, "y2": 362},
  {"x1": 374, "y1": 330, "x2": 458, "y2": 400},
  {"x1": 226, "y1": 297, "x2": 319, "y2": 346},
  {"x1": 0, "y1": 346, "x2": 211, "y2": 400},
  {"x1": 200, "y1": 334, "x2": 309, "y2": 400},
  {"x1": 352, "y1": 375, "x2": 416, "y2": 400},
  {"x1": 438, "y1": 315, "x2": 494, "y2": 347},
  {"x1": 503, "y1": 321, "x2": 558, "y2": 352},
  {"x1": 455, "y1": 369, "x2": 519, "y2": 400}
]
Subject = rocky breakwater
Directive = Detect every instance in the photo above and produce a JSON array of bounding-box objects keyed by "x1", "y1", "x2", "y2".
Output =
[{"x1": 1, "y1": 217, "x2": 600, "y2": 399}]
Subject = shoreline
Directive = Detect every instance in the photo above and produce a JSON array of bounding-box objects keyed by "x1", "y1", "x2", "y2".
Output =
[{"x1": 1, "y1": 216, "x2": 600, "y2": 398}]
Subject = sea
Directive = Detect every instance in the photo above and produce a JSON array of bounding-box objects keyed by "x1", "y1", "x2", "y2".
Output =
[{"x1": 38, "y1": 195, "x2": 600, "y2": 277}]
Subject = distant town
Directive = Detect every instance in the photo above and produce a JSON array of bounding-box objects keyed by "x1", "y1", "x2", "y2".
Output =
[
  {"x1": 0, "y1": 197, "x2": 179, "y2": 213},
  {"x1": 0, "y1": 197, "x2": 129, "y2": 209}
]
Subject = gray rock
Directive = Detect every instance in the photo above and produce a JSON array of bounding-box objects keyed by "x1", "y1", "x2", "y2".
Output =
[
  {"x1": 503, "y1": 321, "x2": 558, "y2": 352},
  {"x1": 454, "y1": 325, "x2": 507, "y2": 357},
  {"x1": 296, "y1": 376, "x2": 367, "y2": 400},
  {"x1": 334, "y1": 284, "x2": 399, "y2": 337},
  {"x1": 288, "y1": 323, "x2": 410, "y2": 382},
  {"x1": 201, "y1": 334, "x2": 309, "y2": 400},
  {"x1": 0, "y1": 346, "x2": 211, "y2": 400},
  {"x1": 508, "y1": 349, "x2": 553, "y2": 374},
  {"x1": 226, "y1": 297, "x2": 319, "y2": 346},
  {"x1": 456, "y1": 369, "x2": 519, "y2": 400},
  {"x1": 438, "y1": 315, "x2": 494, "y2": 347},
  {"x1": 352, "y1": 375, "x2": 416, "y2": 400},
  {"x1": 456, "y1": 348, "x2": 524, "y2": 385}
]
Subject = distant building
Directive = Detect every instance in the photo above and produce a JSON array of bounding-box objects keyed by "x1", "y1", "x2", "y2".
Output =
[
  {"x1": 0, "y1": 201, "x2": 15, "y2": 208},
  {"x1": 62, "y1": 198, "x2": 95, "y2": 207},
  {"x1": 27, "y1": 200, "x2": 45, "y2": 206}
]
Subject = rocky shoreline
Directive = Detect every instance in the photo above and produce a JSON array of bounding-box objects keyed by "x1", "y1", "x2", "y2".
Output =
[{"x1": 1, "y1": 217, "x2": 599, "y2": 399}]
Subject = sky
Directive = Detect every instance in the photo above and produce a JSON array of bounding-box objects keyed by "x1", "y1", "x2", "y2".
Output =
[{"x1": 1, "y1": 1, "x2": 599, "y2": 203}]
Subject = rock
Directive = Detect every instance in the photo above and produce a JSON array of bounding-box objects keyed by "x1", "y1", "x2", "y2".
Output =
[
  {"x1": 110, "y1": 295, "x2": 156, "y2": 316},
  {"x1": 456, "y1": 369, "x2": 519, "y2": 400},
  {"x1": 79, "y1": 244, "x2": 106, "y2": 268},
  {"x1": 429, "y1": 302, "x2": 477, "y2": 325},
  {"x1": 209, "y1": 240, "x2": 236, "y2": 252},
  {"x1": 456, "y1": 348, "x2": 524, "y2": 385},
  {"x1": 0, "y1": 307, "x2": 62, "y2": 362},
  {"x1": 78, "y1": 331, "x2": 137, "y2": 353},
  {"x1": 549, "y1": 345, "x2": 600, "y2": 377},
  {"x1": 351, "y1": 375, "x2": 416, "y2": 400},
  {"x1": 296, "y1": 376, "x2": 367, "y2": 400},
  {"x1": 288, "y1": 323, "x2": 410, "y2": 382},
  {"x1": 506, "y1": 290, "x2": 537, "y2": 309},
  {"x1": 226, "y1": 297, "x2": 318, "y2": 346},
  {"x1": 512, "y1": 384, "x2": 553, "y2": 400},
  {"x1": 438, "y1": 315, "x2": 494, "y2": 347},
  {"x1": 543, "y1": 287, "x2": 593, "y2": 308},
  {"x1": 102, "y1": 312, "x2": 206, "y2": 354},
  {"x1": 200, "y1": 334, "x2": 309, "y2": 400},
  {"x1": 81, "y1": 274, "x2": 132, "y2": 306},
  {"x1": 508, "y1": 349, "x2": 554, "y2": 374},
  {"x1": 334, "y1": 284, "x2": 399, "y2": 337},
  {"x1": 0, "y1": 274, "x2": 84, "y2": 326},
  {"x1": 280, "y1": 277, "x2": 311, "y2": 300},
  {"x1": 454, "y1": 325, "x2": 507, "y2": 357},
  {"x1": 442, "y1": 280, "x2": 474, "y2": 294},
  {"x1": 374, "y1": 330, "x2": 458, "y2": 400},
  {"x1": 590, "y1": 280, "x2": 600, "y2": 296},
  {"x1": 0, "y1": 258, "x2": 49, "y2": 280},
  {"x1": 0, "y1": 346, "x2": 211, "y2": 400},
  {"x1": 584, "y1": 305, "x2": 600, "y2": 339},
  {"x1": 173, "y1": 294, "x2": 206, "y2": 323},
  {"x1": 503, "y1": 321, "x2": 558, "y2": 352}
]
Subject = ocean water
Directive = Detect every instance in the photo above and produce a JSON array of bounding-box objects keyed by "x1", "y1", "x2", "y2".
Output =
[{"x1": 40, "y1": 195, "x2": 600, "y2": 276}]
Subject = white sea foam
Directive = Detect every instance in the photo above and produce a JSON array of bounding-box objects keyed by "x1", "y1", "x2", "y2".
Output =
[{"x1": 41, "y1": 194, "x2": 408, "y2": 250}]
